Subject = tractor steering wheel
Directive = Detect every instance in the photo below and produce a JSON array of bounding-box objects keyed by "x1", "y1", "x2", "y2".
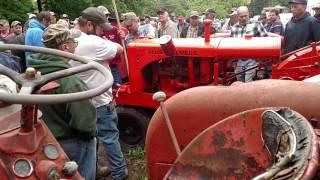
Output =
[{"x1": 0, "y1": 44, "x2": 113, "y2": 104}]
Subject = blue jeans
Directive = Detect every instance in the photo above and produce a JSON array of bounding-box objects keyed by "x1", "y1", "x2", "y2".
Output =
[
  {"x1": 59, "y1": 137, "x2": 96, "y2": 180},
  {"x1": 110, "y1": 65, "x2": 122, "y2": 89},
  {"x1": 96, "y1": 105, "x2": 127, "y2": 179},
  {"x1": 235, "y1": 59, "x2": 257, "y2": 82}
]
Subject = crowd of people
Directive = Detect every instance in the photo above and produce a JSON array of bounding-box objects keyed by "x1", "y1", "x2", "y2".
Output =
[{"x1": 0, "y1": 0, "x2": 320, "y2": 179}]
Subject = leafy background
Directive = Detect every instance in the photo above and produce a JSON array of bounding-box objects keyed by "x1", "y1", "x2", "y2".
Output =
[{"x1": 0, "y1": 0, "x2": 290, "y2": 22}]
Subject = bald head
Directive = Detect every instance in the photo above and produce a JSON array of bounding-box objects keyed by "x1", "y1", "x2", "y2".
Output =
[
  {"x1": 237, "y1": 6, "x2": 249, "y2": 26},
  {"x1": 237, "y1": 6, "x2": 249, "y2": 14}
]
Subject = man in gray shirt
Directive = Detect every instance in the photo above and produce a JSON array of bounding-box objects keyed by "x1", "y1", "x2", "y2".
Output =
[{"x1": 157, "y1": 8, "x2": 179, "y2": 38}]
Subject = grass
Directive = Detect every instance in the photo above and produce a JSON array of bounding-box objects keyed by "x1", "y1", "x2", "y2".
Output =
[{"x1": 125, "y1": 147, "x2": 148, "y2": 180}]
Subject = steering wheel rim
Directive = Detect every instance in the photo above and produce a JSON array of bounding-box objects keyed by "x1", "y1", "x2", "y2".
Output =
[{"x1": 0, "y1": 44, "x2": 113, "y2": 104}]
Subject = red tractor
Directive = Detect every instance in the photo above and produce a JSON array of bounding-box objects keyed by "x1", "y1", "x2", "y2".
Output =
[
  {"x1": 146, "y1": 80, "x2": 320, "y2": 179},
  {"x1": 0, "y1": 44, "x2": 113, "y2": 179},
  {"x1": 115, "y1": 21, "x2": 320, "y2": 151}
]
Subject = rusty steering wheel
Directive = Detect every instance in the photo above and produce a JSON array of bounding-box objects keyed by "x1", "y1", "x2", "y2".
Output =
[{"x1": 0, "y1": 44, "x2": 113, "y2": 104}]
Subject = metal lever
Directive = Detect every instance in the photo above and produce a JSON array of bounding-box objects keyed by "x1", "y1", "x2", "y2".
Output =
[{"x1": 153, "y1": 91, "x2": 181, "y2": 156}]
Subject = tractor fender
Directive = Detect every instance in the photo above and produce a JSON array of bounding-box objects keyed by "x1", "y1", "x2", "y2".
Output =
[{"x1": 146, "y1": 79, "x2": 320, "y2": 179}]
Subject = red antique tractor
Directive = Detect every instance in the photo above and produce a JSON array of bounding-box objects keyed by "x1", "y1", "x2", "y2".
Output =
[
  {"x1": 146, "y1": 80, "x2": 320, "y2": 179},
  {"x1": 0, "y1": 44, "x2": 113, "y2": 179},
  {"x1": 115, "y1": 20, "x2": 320, "y2": 151}
]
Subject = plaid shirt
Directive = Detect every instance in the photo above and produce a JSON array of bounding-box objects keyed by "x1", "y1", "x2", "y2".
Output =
[
  {"x1": 186, "y1": 25, "x2": 199, "y2": 38},
  {"x1": 230, "y1": 22, "x2": 268, "y2": 38}
]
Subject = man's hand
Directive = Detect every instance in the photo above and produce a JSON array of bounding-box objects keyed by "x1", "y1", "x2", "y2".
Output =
[{"x1": 118, "y1": 29, "x2": 126, "y2": 39}]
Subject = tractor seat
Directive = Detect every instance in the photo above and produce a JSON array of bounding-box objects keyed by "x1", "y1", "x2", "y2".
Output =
[
  {"x1": 254, "y1": 109, "x2": 314, "y2": 179},
  {"x1": 164, "y1": 108, "x2": 317, "y2": 179}
]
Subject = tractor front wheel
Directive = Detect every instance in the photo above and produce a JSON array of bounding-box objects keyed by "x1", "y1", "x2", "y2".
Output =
[{"x1": 117, "y1": 107, "x2": 150, "y2": 152}]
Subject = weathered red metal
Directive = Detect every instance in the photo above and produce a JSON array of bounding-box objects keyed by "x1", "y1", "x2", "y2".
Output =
[
  {"x1": 116, "y1": 36, "x2": 282, "y2": 107},
  {"x1": 164, "y1": 108, "x2": 319, "y2": 179},
  {"x1": 0, "y1": 108, "x2": 82, "y2": 179},
  {"x1": 272, "y1": 42, "x2": 320, "y2": 80},
  {"x1": 203, "y1": 19, "x2": 212, "y2": 43},
  {"x1": 146, "y1": 80, "x2": 320, "y2": 179}
]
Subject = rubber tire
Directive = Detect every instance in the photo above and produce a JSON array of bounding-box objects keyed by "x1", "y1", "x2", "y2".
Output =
[{"x1": 117, "y1": 107, "x2": 149, "y2": 152}]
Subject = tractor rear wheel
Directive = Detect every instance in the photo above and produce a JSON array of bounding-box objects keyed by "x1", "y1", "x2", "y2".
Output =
[{"x1": 117, "y1": 107, "x2": 150, "y2": 152}]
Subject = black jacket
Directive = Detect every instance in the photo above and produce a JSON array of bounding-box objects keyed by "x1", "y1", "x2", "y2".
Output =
[
  {"x1": 8, "y1": 33, "x2": 26, "y2": 71},
  {"x1": 284, "y1": 12, "x2": 320, "y2": 54},
  {"x1": 313, "y1": 15, "x2": 320, "y2": 44}
]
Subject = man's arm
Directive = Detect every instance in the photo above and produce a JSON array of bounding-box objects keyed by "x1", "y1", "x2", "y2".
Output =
[
  {"x1": 116, "y1": 43, "x2": 124, "y2": 54},
  {"x1": 95, "y1": 36, "x2": 120, "y2": 61}
]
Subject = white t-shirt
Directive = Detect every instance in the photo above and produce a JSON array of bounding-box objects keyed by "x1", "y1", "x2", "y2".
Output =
[{"x1": 70, "y1": 32, "x2": 118, "y2": 108}]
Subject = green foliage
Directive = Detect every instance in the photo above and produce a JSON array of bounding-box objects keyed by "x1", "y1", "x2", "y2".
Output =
[
  {"x1": 128, "y1": 146, "x2": 145, "y2": 162},
  {"x1": 127, "y1": 147, "x2": 147, "y2": 179},
  {"x1": 154, "y1": 0, "x2": 251, "y2": 18},
  {"x1": 42, "y1": 0, "x2": 92, "y2": 19},
  {"x1": 0, "y1": 0, "x2": 291, "y2": 24},
  {"x1": 0, "y1": 0, "x2": 34, "y2": 22},
  {"x1": 249, "y1": 0, "x2": 268, "y2": 16},
  {"x1": 272, "y1": 0, "x2": 290, "y2": 6},
  {"x1": 41, "y1": 0, "x2": 251, "y2": 19},
  {"x1": 249, "y1": 0, "x2": 290, "y2": 16}
]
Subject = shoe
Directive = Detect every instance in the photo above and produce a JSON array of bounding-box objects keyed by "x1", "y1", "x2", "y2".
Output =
[
  {"x1": 96, "y1": 166, "x2": 111, "y2": 177},
  {"x1": 122, "y1": 168, "x2": 129, "y2": 179}
]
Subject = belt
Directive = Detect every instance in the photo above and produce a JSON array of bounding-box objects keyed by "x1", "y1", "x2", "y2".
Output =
[{"x1": 104, "y1": 100, "x2": 116, "y2": 112}]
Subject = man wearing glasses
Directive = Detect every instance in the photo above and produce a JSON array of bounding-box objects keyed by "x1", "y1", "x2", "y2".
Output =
[{"x1": 28, "y1": 24, "x2": 97, "y2": 179}]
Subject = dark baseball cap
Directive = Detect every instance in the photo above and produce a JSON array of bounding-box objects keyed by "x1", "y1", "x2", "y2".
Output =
[
  {"x1": 157, "y1": 8, "x2": 168, "y2": 14},
  {"x1": 81, "y1": 7, "x2": 112, "y2": 31},
  {"x1": 289, "y1": 0, "x2": 307, "y2": 4}
]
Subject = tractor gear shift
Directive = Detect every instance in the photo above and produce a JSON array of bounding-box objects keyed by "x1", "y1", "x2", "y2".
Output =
[{"x1": 153, "y1": 91, "x2": 181, "y2": 155}]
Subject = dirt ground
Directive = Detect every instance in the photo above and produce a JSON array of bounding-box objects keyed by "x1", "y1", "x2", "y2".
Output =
[{"x1": 96, "y1": 144, "x2": 147, "y2": 180}]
